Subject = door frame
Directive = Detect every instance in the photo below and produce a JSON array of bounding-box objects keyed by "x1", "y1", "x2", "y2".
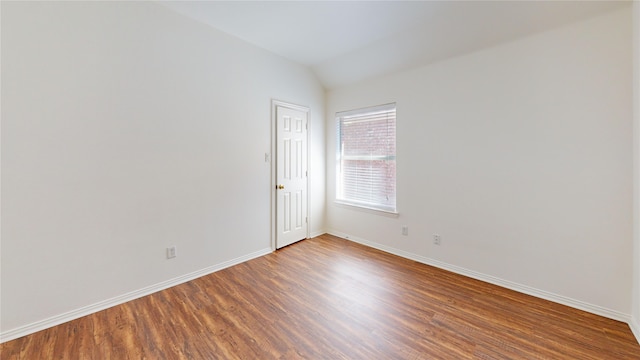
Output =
[{"x1": 271, "y1": 100, "x2": 311, "y2": 250}]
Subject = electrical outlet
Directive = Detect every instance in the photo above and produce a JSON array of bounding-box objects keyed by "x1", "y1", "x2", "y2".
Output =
[
  {"x1": 433, "y1": 234, "x2": 441, "y2": 246},
  {"x1": 402, "y1": 226, "x2": 409, "y2": 236},
  {"x1": 167, "y1": 246, "x2": 177, "y2": 259}
]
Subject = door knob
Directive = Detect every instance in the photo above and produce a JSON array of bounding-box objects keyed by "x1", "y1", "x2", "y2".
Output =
[{"x1": 277, "y1": 184, "x2": 285, "y2": 190}]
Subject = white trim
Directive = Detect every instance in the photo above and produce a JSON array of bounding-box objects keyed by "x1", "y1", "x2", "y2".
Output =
[
  {"x1": 309, "y1": 230, "x2": 327, "y2": 239},
  {"x1": 0, "y1": 247, "x2": 272, "y2": 344},
  {"x1": 271, "y1": 100, "x2": 311, "y2": 250},
  {"x1": 632, "y1": 0, "x2": 640, "y2": 348},
  {"x1": 336, "y1": 102, "x2": 396, "y2": 119},
  {"x1": 326, "y1": 230, "x2": 633, "y2": 324},
  {"x1": 334, "y1": 200, "x2": 399, "y2": 217},
  {"x1": 306, "y1": 105, "x2": 312, "y2": 242},
  {"x1": 631, "y1": 316, "x2": 640, "y2": 345},
  {"x1": 272, "y1": 99, "x2": 309, "y2": 114}
]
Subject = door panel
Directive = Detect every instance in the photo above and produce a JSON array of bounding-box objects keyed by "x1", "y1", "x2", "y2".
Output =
[{"x1": 276, "y1": 105, "x2": 308, "y2": 249}]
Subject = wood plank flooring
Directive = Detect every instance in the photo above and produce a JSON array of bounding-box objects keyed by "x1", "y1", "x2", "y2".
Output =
[{"x1": 1, "y1": 234, "x2": 639, "y2": 359}]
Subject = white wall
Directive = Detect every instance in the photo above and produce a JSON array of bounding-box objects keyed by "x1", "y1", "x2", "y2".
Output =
[
  {"x1": 327, "y1": 8, "x2": 633, "y2": 319},
  {"x1": 632, "y1": 0, "x2": 640, "y2": 343},
  {"x1": 0, "y1": 1, "x2": 325, "y2": 340}
]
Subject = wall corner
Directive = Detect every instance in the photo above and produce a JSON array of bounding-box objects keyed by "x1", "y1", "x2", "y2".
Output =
[{"x1": 632, "y1": 0, "x2": 640, "y2": 345}]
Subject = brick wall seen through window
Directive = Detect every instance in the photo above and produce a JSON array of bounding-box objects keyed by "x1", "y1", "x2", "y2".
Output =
[{"x1": 336, "y1": 103, "x2": 396, "y2": 213}]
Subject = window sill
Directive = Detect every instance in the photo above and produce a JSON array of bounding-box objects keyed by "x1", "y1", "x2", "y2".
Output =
[{"x1": 334, "y1": 201, "x2": 399, "y2": 218}]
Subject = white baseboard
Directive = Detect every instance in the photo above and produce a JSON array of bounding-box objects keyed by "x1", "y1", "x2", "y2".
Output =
[
  {"x1": 0, "y1": 247, "x2": 272, "y2": 344},
  {"x1": 631, "y1": 316, "x2": 640, "y2": 345},
  {"x1": 309, "y1": 229, "x2": 327, "y2": 239},
  {"x1": 327, "y1": 230, "x2": 633, "y2": 324},
  {"x1": 4, "y1": 234, "x2": 637, "y2": 346}
]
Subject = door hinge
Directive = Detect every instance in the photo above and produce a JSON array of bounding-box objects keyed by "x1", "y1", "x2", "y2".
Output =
[
  {"x1": 305, "y1": 170, "x2": 308, "y2": 177},
  {"x1": 306, "y1": 217, "x2": 308, "y2": 223},
  {"x1": 306, "y1": 122, "x2": 308, "y2": 130}
]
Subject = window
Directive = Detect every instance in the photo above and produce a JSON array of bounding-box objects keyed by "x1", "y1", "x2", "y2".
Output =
[{"x1": 336, "y1": 103, "x2": 396, "y2": 213}]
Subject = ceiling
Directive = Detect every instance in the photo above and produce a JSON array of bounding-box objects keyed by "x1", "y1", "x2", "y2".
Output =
[{"x1": 161, "y1": 1, "x2": 628, "y2": 90}]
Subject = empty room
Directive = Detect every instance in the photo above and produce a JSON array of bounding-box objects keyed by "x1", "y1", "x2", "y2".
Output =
[{"x1": 1, "y1": 0, "x2": 640, "y2": 358}]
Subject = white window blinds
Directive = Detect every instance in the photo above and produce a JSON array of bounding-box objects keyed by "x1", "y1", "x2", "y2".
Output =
[{"x1": 336, "y1": 103, "x2": 396, "y2": 213}]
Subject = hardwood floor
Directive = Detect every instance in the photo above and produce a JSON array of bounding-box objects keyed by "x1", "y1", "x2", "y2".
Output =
[{"x1": 1, "y1": 234, "x2": 639, "y2": 359}]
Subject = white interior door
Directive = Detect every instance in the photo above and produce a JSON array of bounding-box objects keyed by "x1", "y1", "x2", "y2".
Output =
[{"x1": 276, "y1": 104, "x2": 308, "y2": 249}]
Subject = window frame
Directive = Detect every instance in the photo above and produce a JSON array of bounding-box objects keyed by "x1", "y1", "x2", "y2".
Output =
[{"x1": 335, "y1": 103, "x2": 397, "y2": 214}]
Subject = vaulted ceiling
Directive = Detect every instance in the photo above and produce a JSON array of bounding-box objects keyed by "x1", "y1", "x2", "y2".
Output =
[{"x1": 161, "y1": 1, "x2": 628, "y2": 90}]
